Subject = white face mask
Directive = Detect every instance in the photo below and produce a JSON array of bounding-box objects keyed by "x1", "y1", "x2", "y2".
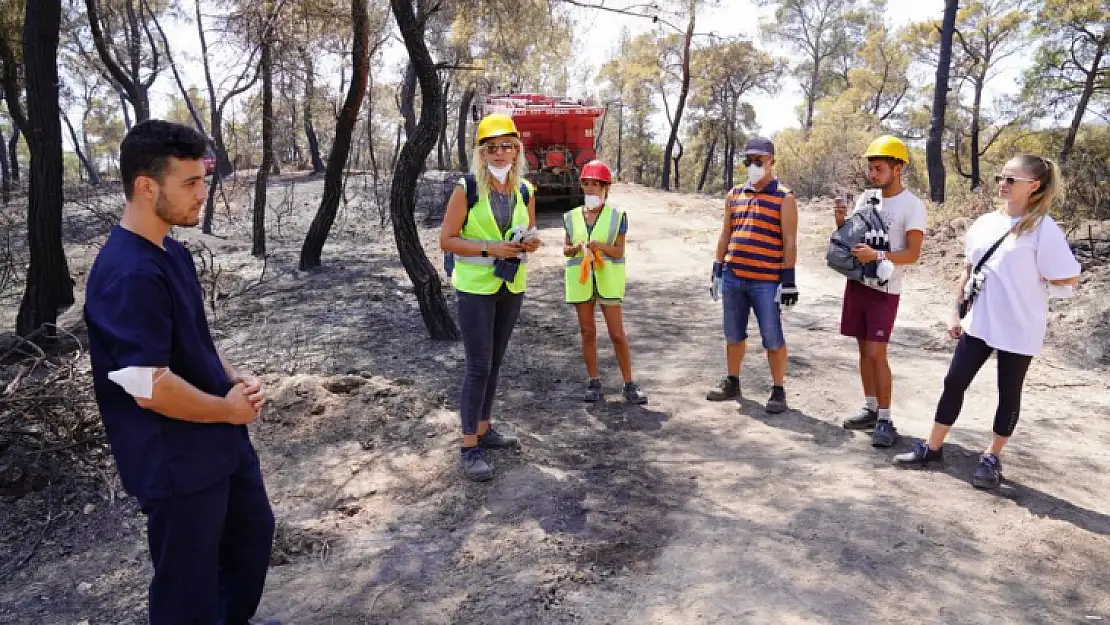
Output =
[
  {"x1": 747, "y1": 164, "x2": 766, "y2": 185},
  {"x1": 584, "y1": 194, "x2": 603, "y2": 209},
  {"x1": 488, "y1": 163, "x2": 512, "y2": 183}
]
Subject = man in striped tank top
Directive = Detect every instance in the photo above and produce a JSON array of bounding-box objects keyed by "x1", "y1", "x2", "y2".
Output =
[{"x1": 707, "y1": 137, "x2": 799, "y2": 413}]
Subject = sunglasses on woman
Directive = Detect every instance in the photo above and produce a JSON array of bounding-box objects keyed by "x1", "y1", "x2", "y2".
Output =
[
  {"x1": 993, "y1": 174, "x2": 1036, "y2": 185},
  {"x1": 483, "y1": 141, "x2": 518, "y2": 154}
]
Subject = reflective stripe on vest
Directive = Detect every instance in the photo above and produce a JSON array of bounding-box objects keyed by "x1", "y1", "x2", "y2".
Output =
[
  {"x1": 452, "y1": 185, "x2": 531, "y2": 295},
  {"x1": 563, "y1": 204, "x2": 627, "y2": 303}
]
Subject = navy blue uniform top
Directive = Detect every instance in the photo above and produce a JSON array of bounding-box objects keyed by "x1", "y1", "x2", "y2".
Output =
[{"x1": 84, "y1": 226, "x2": 253, "y2": 502}]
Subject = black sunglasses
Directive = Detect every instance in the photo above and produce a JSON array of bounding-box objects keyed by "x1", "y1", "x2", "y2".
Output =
[
  {"x1": 742, "y1": 157, "x2": 768, "y2": 167},
  {"x1": 993, "y1": 174, "x2": 1036, "y2": 185}
]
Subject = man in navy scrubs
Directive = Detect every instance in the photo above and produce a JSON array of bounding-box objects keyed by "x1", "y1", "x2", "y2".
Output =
[{"x1": 84, "y1": 120, "x2": 279, "y2": 625}]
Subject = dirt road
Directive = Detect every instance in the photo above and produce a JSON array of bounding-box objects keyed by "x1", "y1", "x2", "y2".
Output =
[{"x1": 2, "y1": 180, "x2": 1108, "y2": 624}]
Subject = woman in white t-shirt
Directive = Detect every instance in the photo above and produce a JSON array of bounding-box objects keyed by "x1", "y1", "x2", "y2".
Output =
[{"x1": 895, "y1": 154, "x2": 1081, "y2": 488}]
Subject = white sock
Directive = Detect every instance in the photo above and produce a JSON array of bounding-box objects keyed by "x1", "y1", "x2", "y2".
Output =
[
  {"x1": 877, "y1": 408, "x2": 892, "y2": 422},
  {"x1": 865, "y1": 396, "x2": 878, "y2": 411}
]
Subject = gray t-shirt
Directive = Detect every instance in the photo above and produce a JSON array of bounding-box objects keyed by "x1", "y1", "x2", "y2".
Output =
[{"x1": 489, "y1": 190, "x2": 513, "y2": 234}]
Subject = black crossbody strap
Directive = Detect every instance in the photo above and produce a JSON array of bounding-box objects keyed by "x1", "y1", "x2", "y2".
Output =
[{"x1": 974, "y1": 231, "x2": 1010, "y2": 273}]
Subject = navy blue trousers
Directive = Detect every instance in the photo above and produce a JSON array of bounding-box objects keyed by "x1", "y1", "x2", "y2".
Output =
[{"x1": 140, "y1": 453, "x2": 275, "y2": 625}]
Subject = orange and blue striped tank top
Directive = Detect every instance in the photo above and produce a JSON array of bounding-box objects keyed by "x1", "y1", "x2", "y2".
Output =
[{"x1": 724, "y1": 178, "x2": 791, "y2": 282}]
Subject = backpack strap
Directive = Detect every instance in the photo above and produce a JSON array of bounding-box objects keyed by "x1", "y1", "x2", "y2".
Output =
[{"x1": 463, "y1": 174, "x2": 478, "y2": 209}]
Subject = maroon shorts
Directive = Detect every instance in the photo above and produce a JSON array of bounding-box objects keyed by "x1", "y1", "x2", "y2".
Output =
[{"x1": 840, "y1": 279, "x2": 900, "y2": 343}]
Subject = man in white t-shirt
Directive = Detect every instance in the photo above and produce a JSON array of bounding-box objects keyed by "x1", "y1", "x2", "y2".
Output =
[{"x1": 834, "y1": 135, "x2": 927, "y2": 447}]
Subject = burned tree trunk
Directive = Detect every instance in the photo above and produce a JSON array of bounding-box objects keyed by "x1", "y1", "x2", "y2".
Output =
[
  {"x1": 390, "y1": 0, "x2": 458, "y2": 340},
  {"x1": 85, "y1": 0, "x2": 151, "y2": 121},
  {"x1": 926, "y1": 0, "x2": 958, "y2": 203},
  {"x1": 252, "y1": 3, "x2": 275, "y2": 258},
  {"x1": 8, "y1": 128, "x2": 19, "y2": 182},
  {"x1": 299, "y1": 0, "x2": 371, "y2": 270},
  {"x1": 62, "y1": 112, "x2": 100, "y2": 185},
  {"x1": 457, "y1": 85, "x2": 475, "y2": 171},
  {"x1": 437, "y1": 79, "x2": 451, "y2": 170},
  {"x1": 17, "y1": 0, "x2": 74, "y2": 340},
  {"x1": 661, "y1": 11, "x2": 694, "y2": 191},
  {"x1": 0, "y1": 125, "x2": 9, "y2": 204},
  {"x1": 697, "y1": 133, "x2": 716, "y2": 193},
  {"x1": 400, "y1": 60, "x2": 417, "y2": 139}
]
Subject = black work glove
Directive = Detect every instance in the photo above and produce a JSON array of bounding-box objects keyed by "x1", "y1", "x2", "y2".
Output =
[{"x1": 777, "y1": 267, "x2": 799, "y2": 307}]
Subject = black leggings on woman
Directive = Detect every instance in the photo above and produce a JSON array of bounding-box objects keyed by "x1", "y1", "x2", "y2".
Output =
[
  {"x1": 457, "y1": 287, "x2": 524, "y2": 435},
  {"x1": 934, "y1": 333, "x2": 1033, "y2": 437}
]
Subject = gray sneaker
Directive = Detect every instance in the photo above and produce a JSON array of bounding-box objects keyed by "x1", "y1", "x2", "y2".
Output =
[
  {"x1": 584, "y1": 377, "x2": 603, "y2": 403},
  {"x1": 871, "y1": 419, "x2": 896, "y2": 447},
  {"x1": 623, "y1": 381, "x2": 648, "y2": 404},
  {"x1": 479, "y1": 426, "x2": 519, "y2": 449},
  {"x1": 972, "y1": 453, "x2": 1002, "y2": 489},
  {"x1": 460, "y1": 447, "x2": 493, "y2": 482}
]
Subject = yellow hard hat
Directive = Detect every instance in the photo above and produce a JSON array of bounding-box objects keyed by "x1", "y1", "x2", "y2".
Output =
[
  {"x1": 863, "y1": 135, "x2": 910, "y2": 164},
  {"x1": 476, "y1": 113, "x2": 519, "y2": 143}
]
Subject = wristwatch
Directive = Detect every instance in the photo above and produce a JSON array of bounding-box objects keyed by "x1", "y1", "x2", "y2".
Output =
[{"x1": 481, "y1": 242, "x2": 489, "y2": 258}]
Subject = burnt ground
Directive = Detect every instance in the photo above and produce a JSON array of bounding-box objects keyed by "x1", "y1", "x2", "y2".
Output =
[{"x1": 1, "y1": 176, "x2": 1109, "y2": 624}]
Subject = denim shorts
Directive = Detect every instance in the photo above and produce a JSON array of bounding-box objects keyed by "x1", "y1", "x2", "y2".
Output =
[{"x1": 722, "y1": 271, "x2": 786, "y2": 349}]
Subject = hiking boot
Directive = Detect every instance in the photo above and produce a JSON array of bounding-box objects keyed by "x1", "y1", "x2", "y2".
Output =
[
  {"x1": 972, "y1": 453, "x2": 1002, "y2": 489},
  {"x1": 871, "y1": 419, "x2": 896, "y2": 447},
  {"x1": 623, "y1": 381, "x2": 648, "y2": 404},
  {"x1": 478, "y1": 426, "x2": 519, "y2": 450},
  {"x1": 707, "y1": 376, "x2": 741, "y2": 402},
  {"x1": 584, "y1": 377, "x2": 603, "y2": 403},
  {"x1": 842, "y1": 407, "x2": 878, "y2": 430},
  {"x1": 765, "y1": 387, "x2": 788, "y2": 414},
  {"x1": 894, "y1": 439, "x2": 943, "y2": 466},
  {"x1": 460, "y1": 447, "x2": 493, "y2": 482}
]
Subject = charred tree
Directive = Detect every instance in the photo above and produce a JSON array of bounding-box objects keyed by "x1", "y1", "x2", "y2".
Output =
[
  {"x1": 389, "y1": 0, "x2": 458, "y2": 340},
  {"x1": 16, "y1": 0, "x2": 73, "y2": 340},
  {"x1": 299, "y1": 0, "x2": 371, "y2": 270},
  {"x1": 926, "y1": 0, "x2": 958, "y2": 203}
]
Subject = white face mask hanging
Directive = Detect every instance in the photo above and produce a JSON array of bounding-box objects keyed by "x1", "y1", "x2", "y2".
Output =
[{"x1": 488, "y1": 164, "x2": 512, "y2": 183}]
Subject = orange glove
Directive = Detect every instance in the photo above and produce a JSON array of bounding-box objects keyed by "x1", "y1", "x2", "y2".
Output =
[{"x1": 578, "y1": 243, "x2": 606, "y2": 285}]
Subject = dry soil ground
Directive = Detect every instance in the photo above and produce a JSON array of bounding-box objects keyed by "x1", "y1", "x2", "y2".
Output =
[{"x1": 1, "y1": 177, "x2": 1109, "y2": 625}]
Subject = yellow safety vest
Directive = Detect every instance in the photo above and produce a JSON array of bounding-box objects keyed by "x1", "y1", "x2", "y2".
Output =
[
  {"x1": 452, "y1": 180, "x2": 532, "y2": 295},
  {"x1": 564, "y1": 204, "x2": 626, "y2": 303}
]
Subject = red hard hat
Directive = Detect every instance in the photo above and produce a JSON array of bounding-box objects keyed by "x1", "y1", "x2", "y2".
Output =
[{"x1": 580, "y1": 160, "x2": 613, "y2": 184}]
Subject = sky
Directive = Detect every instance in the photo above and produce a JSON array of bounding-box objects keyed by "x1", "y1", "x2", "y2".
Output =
[{"x1": 145, "y1": 1, "x2": 1033, "y2": 142}]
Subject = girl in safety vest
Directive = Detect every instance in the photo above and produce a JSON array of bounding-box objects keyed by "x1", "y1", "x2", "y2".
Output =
[
  {"x1": 563, "y1": 160, "x2": 648, "y2": 404},
  {"x1": 439, "y1": 113, "x2": 542, "y2": 482}
]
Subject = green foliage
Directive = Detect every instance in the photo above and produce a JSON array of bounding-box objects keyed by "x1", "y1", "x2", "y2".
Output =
[
  {"x1": 1023, "y1": 0, "x2": 1109, "y2": 122},
  {"x1": 771, "y1": 97, "x2": 879, "y2": 197}
]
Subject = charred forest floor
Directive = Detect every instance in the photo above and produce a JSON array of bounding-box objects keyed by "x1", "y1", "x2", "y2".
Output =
[{"x1": 1, "y1": 173, "x2": 1109, "y2": 624}]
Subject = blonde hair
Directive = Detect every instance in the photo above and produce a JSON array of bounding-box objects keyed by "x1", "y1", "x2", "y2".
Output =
[
  {"x1": 472, "y1": 135, "x2": 527, "y2": 200},
  {"x1": 1009, "y1": 154, "x2": 1063, "y2": 237}
]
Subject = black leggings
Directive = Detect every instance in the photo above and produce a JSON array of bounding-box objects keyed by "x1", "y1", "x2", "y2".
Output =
[
  {"x1": 457, "y1": 287, "x2": 524, "y2": 435},
  {"x1": 934, "y1": 333, "x2": 1033, "y2": 437}
]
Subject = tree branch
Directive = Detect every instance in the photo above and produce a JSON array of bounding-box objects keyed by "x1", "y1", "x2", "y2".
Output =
[{"x1": 84, "y1": 0, "x2": 140, "y2": 102}]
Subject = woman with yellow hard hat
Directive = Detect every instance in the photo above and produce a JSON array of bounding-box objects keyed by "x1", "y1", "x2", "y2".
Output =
[{"x1": 439, "y1": 113, "x2": 541, "y2": 482}]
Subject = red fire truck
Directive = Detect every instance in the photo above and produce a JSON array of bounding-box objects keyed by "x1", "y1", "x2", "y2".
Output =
[{"x1": 477, "y1": 93, "x2": 607, "y2": 209}]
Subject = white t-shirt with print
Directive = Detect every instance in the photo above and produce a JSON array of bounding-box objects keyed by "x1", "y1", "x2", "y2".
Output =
[
  {"x1": 961, "y1": 211, "x2": 1081, "y2": 356},
  {"x1": 849, "y1": 189, "x2": 928, "y2": 295}
]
